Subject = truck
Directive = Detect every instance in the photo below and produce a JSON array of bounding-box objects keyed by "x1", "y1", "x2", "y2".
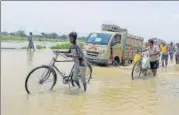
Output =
[{"x1": 83, "y1": 24, "x2": 144, "y2": 66}]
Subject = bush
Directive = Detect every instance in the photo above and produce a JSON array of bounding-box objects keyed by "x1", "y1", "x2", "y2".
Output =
[
  {"x1": 50, "y1": 42, "x2": 84, "y2": 49},
  {"x1": 50, "y1": 43, "x2": 70, "y2": 49},
  {"x1": 21, "y1": 46, "x2": 27, "y2": 49},
  {"x1": 79, "y1": 42, "x2": 84, "y2": 47},
  {"x1": 36, "y1": 45, "x2": 46, "y2": 49}
]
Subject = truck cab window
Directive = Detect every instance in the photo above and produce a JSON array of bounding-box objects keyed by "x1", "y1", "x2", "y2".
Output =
[{"x1": 113, "y1": 34, "x2": 121, "y2": 44}]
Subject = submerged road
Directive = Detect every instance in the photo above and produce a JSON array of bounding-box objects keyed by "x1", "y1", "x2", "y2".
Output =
[{"x1": 1, "y1": 50, "x2": 179, "y2": 115}]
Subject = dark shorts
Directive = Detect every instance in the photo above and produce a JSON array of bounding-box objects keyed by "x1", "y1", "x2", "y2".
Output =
[{"x1": 150, "y1": 60, "x2": 159, "y2": 69}]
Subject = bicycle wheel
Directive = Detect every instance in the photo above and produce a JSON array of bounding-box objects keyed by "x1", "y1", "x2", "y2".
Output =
[
  {"x1": 131, "y1": 61, "x2": 142, "y2": 80},
  {"x1": 25, "y1": 65, "x2": 57, "y2": 94},
  {"x1": 86, "y1": 62, "x2": 92, "y2": 83}
]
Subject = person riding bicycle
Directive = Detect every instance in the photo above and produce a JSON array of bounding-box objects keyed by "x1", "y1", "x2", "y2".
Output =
[{"x1": 61, "y1": 32, "x2": 87, "y2": 91}]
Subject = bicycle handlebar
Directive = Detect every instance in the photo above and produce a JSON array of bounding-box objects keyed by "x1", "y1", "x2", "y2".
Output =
[{"x1": 53, "y1": 50, "x2": 68, "y2": 59}]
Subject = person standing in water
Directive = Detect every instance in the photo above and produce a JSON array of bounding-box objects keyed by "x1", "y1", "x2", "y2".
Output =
[
  {"x1": 175, "y1": 43, "x2": 179, "y2": 64},
  {"x1": 160, "y1": 42, "x2": 168, "y2": 67},
  {"x1": 60, "y1": 32, "x2": 87, "y2": 91},
  {"x1": 27, "y1": 32, "x2": 35, "y2": 51},
  {"x1": 168, "y1": 42, "x2": 176, "y2": 61},
  {"x1": 148, "y1": 39, "x2": 160, "y2": 76}
]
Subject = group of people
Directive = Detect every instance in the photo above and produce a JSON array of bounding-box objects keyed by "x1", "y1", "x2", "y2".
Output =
[
  {"x1": 160, "y1": 42, "x2": 178, "y2": 67},
  {"x1": 134, "y1": 39, "x2": 179, "y2": 77}
]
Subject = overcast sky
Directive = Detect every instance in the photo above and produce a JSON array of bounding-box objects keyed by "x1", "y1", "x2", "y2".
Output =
[{"x1": 2, "y1": 1, "x2": 179, "y2": 42}]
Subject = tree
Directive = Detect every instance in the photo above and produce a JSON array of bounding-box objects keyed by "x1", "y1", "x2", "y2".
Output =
[
  {"x1": 79, "y1": 36, "x2": 87, "y2": 41},
  {"x1": 1, "y1": 31, "x2": 9, "y2": 36},
  {"x1": 10, "y1": 32, "x2": 15, "y2": 36},
  {"x1": 60, "y1": 34, "x2": 68, "y2": 40},
  {"x1": 15, "y1": 30, "x2": 27, "y2": 37},
  {"x1": 50, "y1": 32, "x2": 59, "y2": 39},
  {"x1": 41, "y1": 32, "x2": 47, "y2": 38}
]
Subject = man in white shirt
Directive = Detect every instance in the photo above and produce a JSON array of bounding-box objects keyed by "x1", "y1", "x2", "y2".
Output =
[{"x1": 148, "y1": 39, "x2": 161, "y2": 76}]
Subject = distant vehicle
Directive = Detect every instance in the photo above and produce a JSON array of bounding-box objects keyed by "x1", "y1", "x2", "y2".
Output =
[{"x1": 83, "y1": 24, "x2": 144, "y2": 66}]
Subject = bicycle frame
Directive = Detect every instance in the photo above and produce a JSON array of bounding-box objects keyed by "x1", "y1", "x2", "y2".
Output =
[
  {"x1": 40, "y1": 51, "x2": 92, "y2": 87},
  {"x1": 49, "y1": 53, "x2": 75, "y2": 79}
]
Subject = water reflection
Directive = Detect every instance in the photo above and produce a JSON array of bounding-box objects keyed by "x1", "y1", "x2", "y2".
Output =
[{"x1": 27, "y1": 50, "x2": 35, "y2": 67}]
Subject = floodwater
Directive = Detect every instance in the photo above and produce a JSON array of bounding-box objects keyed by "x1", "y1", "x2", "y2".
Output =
[
  {"x1": 1, "y1": 41, "x2": 64, "y2": 49},
  {"x1": 1, "y1": 50, "x2": 179, "y2": 115}
]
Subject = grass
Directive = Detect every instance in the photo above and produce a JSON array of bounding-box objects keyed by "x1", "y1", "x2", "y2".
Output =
[
  {"x1": 50, "y1": 43, "x2": 70, "y2": 49},
  {"x1": 0, "y1": 36, "x2": 66, "y2": 42},
  {"x1": 20, "y1": 43, "x2": 84, "y2": 50},
  {"x1": 21, "y1": 46, "x2": 27, "y2": 49},
  {"x1": 1, "y1": 36, "x2": 27, "y2": 41},
  {"x1": 50, "y1": 42, "x2": 84, "y2": 49},
  {"x1": 36, "y1": 45, "x2": 46, "y2": 49},
  {"x1": 1, "y1": 36, "x2": 85, "y2": 43}
]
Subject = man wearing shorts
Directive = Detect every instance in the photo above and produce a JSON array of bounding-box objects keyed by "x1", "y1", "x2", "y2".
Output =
[{"x1": 148, "y1": 39, "x2": 160, "y2": 76}]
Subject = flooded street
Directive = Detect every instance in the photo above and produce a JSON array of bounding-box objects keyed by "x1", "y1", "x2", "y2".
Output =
[
  {"x1": 1, "y1": 41, "x2": 65, "y2": 49},
  {"x1": 1, "y1": 50, "x2": 179, "y2": 115}
]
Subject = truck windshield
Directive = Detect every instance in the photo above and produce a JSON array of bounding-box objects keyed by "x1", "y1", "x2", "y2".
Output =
[{"x1": 86, "y1": 33, "x2": 112, "y2": 45}]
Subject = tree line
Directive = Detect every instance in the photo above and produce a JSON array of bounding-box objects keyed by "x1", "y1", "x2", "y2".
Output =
[{"x1": 1, "y1": 30, "x2": 87, "y2": 40}]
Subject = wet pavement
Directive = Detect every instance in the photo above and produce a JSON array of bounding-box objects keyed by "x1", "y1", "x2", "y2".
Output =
[{"x1": 1, "y1": 50, "x2": 179, "y2": 115}]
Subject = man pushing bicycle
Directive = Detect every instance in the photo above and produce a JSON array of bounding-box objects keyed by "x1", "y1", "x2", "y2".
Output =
[{"x1": 60, "y1": 32, "x2": 87, "y2": 91}]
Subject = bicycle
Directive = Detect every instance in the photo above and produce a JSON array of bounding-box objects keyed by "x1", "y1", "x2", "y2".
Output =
[
  {"x1": 25, "y1": 51, "x2": 92, "y2": 94},
  {"x1": 131, "y1": 52, "x2": 151, "y2": 80}
]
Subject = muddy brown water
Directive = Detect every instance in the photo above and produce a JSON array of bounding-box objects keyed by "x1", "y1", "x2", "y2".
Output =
[{"x1": 1, "y1": 50, "x2": 179, "y2": 115}]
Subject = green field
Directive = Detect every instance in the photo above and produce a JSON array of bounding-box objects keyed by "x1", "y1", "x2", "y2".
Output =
[
  {"x1": 50, "y1": 42, "x2": 84, "y2": 49},
  {"x1": 0, "y1": 36, "x2": 85, "y2": 43},
  {"x1": 20, "y1": 42, "x2": 85, "y2": 50},
  {"x1": 1, "y1": 36, "x2": 85, "y2": 50}
]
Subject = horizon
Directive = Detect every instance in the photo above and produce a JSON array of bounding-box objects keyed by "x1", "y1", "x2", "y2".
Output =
[{"x1": 2, "y1": 1, "x2": 179, "y2": 43}]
